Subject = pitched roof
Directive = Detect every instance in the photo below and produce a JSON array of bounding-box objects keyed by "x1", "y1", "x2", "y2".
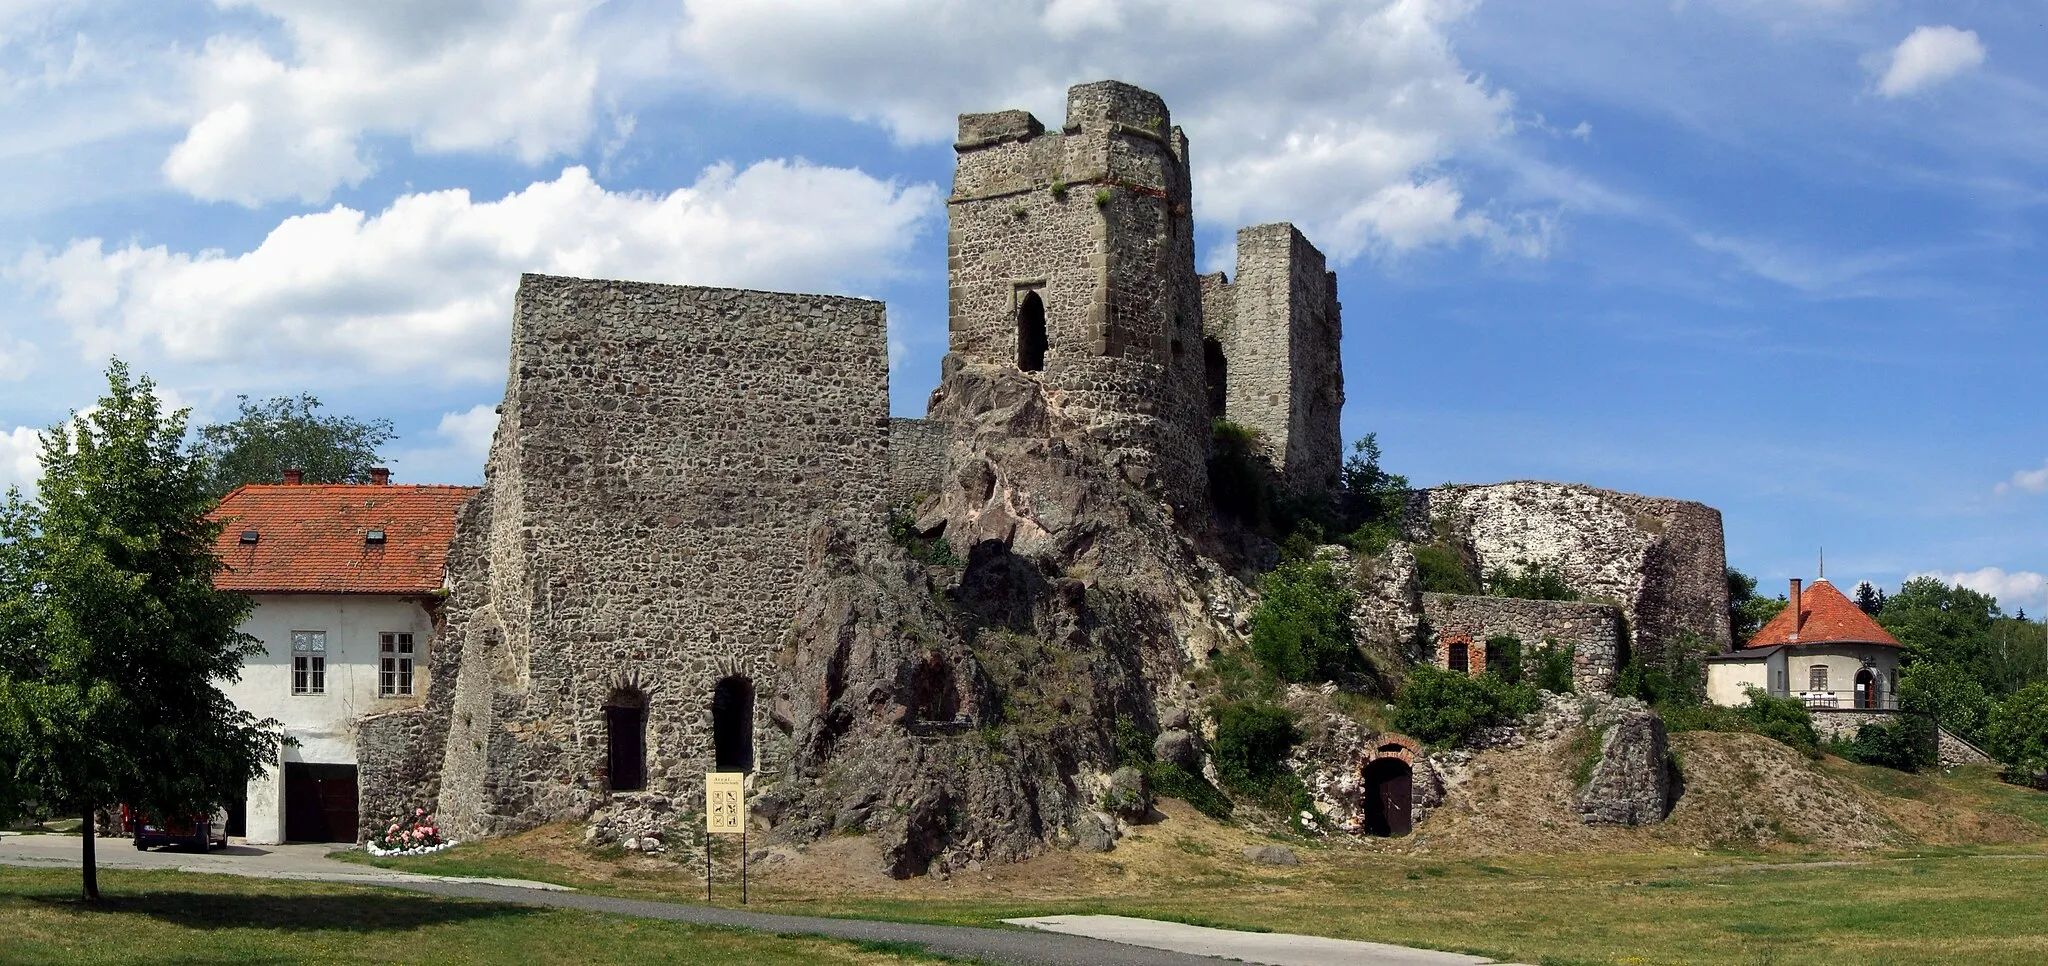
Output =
[
  {"x1": 209, "y1": 483, "x2": 479, "y2": 595},
  {"x1": 1744, "y1": 578, "x2": 1901, "y2": 649}
]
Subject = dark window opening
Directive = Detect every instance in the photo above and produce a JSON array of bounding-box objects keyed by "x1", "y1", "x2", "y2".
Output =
[
  {"x1": 605, "y1": 688, "x2": 648, "y2": 792},
  {"x1": 1203, "y1": 337, "x2": 1227, "y2": 419},
  {"x1": 1448, "y1": 641, "x2": 1470, "y2": 674},
  {"x1": 1017, "y1": 291, "x2": 1046, "y2": 372},
  {"x1": 911, "y1": 654, "x2": 960, "y2": 722},
  {"x1": 1855, "y1": 667, "x2": 1878, "y2": 708},
  {"x1": 712, "y1": 676, "x2": 755, "y2": 772}
]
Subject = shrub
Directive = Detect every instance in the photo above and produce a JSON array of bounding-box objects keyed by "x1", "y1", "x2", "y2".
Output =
[
  {"x1": 1114, "y1": 714, "x2": 1234, "y2": 821},
  {"x1": 1483, "y1": 635, "x2": 1524, "y2": 685},
  {"x1": 1614, "y1": 637, "x2": 1708, "y2": 708},
  {"x1": 1413, "y1": 542, "x2": 1479, "y2": 595},
  {"x1": 1338, "y1": 434, "x2": 1409, "y2": 555},
  {"x1": 1208, "y1": 420, "x2": 1270, "y2": 523},
  {"x1": 1663, "y1": 687, "x2": 1820, "y2": 758},
  {"x1": 1049, "y1": 179, "x2": 1069, "y2": 201},
  {"x1": 1533, "y1": 639, "x2": 1576, "y2": 694},
  {"x1": 1987, "y1": 682, "x2": 2048, "y2": 777},
  {"x1": 1094, "y1": 188, "x2": 1113, "y2": 207},
  {"x1": 1212, "y1": 702, "x2": 1298, "y2": 794},
  {"x1": 1248, "y1": 558, "x2": 1358, "y2": 682},
  {"x1": 1485, "y1": 560, "x2": 1580, "y2": 601},
  {"x1": 887, "y1": 507, "x2": 960, "y2": 566},
  {"x1": 1392, "y1": 663, "x2": 1539, "y2": 747},
  {"x1": 1827, "y1": 715, "x2": 1937, "y2": 772},
  {"x1": 370, "y1": 807, "x2": 446, "y2": 855}
]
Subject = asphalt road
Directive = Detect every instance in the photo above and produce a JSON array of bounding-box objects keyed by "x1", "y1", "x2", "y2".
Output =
[{"x1": 0, "y1": 832, "x2": 1521, "y2": 966}]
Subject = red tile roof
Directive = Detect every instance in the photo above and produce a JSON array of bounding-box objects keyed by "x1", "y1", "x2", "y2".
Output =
[
  {"x1": 1744, "y1": 578, "x2": 1901, "y2": 649},
  {"x1": 209, "y1": 483, "x2": 479, "y2": 595}
]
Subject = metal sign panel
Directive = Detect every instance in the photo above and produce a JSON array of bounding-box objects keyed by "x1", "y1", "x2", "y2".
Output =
[{"x1": 705, "y1": 772, "x2": 746, "y2": 833}]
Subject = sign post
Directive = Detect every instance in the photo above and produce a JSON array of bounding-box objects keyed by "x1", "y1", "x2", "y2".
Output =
[{"x1": 705, "y1": 772, "x2": 747, "y2": 904}]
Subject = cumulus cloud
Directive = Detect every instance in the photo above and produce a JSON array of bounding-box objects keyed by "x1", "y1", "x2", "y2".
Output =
[
  {"x1": 1875, "y1": 25, "x2": 1985, "y2": 98},
  {"x1": 1994, "y1": 459, "x2": 2048, "y2": 496},
  {"x1": 385, "y1": 403, "x2": 499, "y2": 484},
  {"x1": 17, "y1": 161, "x2": 939, "y2": 383},
  {"x1": 1909, "y1": 567, "x2": 2047, "y2": 613},
  {"x1": 0, "y1": 425, "x2": 40, "y2": 493},
  {"x1": 675, "y1": 0, "x2": 1534, "y2": 261},
  {"x1": 164, "y1": 0, "x2": 608, "y2": 204}
]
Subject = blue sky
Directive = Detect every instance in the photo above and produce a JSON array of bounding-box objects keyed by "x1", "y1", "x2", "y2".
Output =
[{"x1": 0, "y1": 1, "x2": 2041, "y2": 612}]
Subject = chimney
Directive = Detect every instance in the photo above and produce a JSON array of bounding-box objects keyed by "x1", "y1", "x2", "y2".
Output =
[
  {"x1": 369, "y1": 467, "x2": 391, "y2": 486},
  {"x1": 1789, "y1": 578, "x2": 1803, "y2": 641},
  {"x1": 282, "y1": 468, "x2": 303, "y2": 485}
]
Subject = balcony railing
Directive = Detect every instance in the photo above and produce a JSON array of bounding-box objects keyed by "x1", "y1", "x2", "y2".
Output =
[{"x1": 1768, "y1": 689, "x2": 1898, "y2": 711}]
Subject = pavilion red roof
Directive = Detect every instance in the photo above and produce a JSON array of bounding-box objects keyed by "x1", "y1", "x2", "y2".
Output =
[{"x1": 1744, "y1": 578, "x2": 1901, "y2": 649}]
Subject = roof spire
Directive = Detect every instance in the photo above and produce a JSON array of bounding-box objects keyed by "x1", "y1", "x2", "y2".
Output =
[{"x1": 1818, "y1": 547, "x2": 1824, "y2": 580}]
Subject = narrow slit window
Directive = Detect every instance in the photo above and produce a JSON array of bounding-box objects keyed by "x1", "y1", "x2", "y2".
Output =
[
  {"x1": 606, "y1": 689, "x2": 648, "y2": 792},
  {"x1": 1203, "y1": 337, "x2": 1227, "y2": 419},
  {"x1": 1017, "y1": 291, "x2": 1047, "y2": 372}
]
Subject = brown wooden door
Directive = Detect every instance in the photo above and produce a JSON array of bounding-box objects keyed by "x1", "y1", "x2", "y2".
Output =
[
  {"x1": 1364, "y1": 758, "x2": 1413, "y2": 837},
  {"x1": 284, "y1": 763, "x2": 360, "y2": 842}
]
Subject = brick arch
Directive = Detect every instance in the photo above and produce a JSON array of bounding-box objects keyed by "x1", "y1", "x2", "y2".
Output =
[{"x1": 1364, "y1": 734, "x2": 1420, "y2": 765}]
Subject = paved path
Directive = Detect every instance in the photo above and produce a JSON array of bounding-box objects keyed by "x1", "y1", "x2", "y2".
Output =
[{"x1": 1, "y1": 832, "x2": 1527, "y2": 966}]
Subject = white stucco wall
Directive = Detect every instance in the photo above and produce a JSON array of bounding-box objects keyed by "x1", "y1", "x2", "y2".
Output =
[
  {"x1": 1706, "y1": 656, "x2": 1770, "y2": 706},
  {"x1": 1706, "y1": 644, "x2": 1898, "y2": 710},
  {"x1": 222, "y1": 593, "x2": 433, "y2": 843}
]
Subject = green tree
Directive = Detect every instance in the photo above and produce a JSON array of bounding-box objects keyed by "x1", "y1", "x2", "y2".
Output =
[
  {"x1": 1881, "y1": 577, "x2": 2002, "y2": 679},
  {"x1": 1338, "y1": 433, "x2": 1409, "y2": 553},
  {"x1": 191, "y1": 393, "x2": 396, "y2": 499},
  {"x1": 1987, "y1": 683, "x2": 2048, "y2": 777},
  {"x1": 0, "y1": 360, "x2": 283, "y2": 899},
  {"x1": 1247, "y1": 558, "x2": 1359, "y2": 682},
  {"x1": 1726, "y1": 567, "x2": 1787, "y2": 643},
  {"x1": 1899, "y1": 662, "x2": 1992, "y2": 746},
  {"x1": 1392, "y1": 663, "x2": 1538, "y2": 746}
]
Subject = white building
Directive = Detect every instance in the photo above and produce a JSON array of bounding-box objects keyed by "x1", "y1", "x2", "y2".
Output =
[
  {"x1": 1704, "y1": 577, "x2": 1902, "y2": 710},
  {"x1": 210, "y1": 469, "x2": 476, "y2": 844}
]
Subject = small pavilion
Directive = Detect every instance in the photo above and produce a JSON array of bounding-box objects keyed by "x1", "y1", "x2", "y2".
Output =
[{"x1": 1704, "y1": 577, "x2": 1902, "y2": 710}]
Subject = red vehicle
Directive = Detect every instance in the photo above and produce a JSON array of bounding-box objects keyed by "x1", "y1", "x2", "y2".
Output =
[{"x1": 121, "y1": 803, "x2": 229, "y2": 852}]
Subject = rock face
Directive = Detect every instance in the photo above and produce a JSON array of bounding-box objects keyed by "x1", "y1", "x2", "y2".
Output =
[
  {"x1": 1409, "y1": 482, "x2": 1732, "y2": 658},
  {"x1": 1575, "y1": 697, "x2": 1674, "y2": 826}
]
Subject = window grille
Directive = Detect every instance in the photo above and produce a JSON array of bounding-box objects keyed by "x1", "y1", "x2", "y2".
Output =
[{"x1": 291, "y1": 630, "x2": 327, "y2": 695}]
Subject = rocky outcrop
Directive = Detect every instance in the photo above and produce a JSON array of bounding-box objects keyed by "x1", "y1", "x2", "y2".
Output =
[{"x1": 1575, "y1": 697, "x2": 1674, "y2": 826}]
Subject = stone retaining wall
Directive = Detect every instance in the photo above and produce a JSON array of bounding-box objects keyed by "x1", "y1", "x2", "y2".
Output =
[{"x1": 1421, "y1": 592, "x2": 1626, "y2": 693}]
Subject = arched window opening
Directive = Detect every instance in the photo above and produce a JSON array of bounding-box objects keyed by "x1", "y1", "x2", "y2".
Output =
[
  {"x1": 1017, "y1": 291, "x2": 1047, "y2": 372},
  {"x1": 1855, "y1": 667, "x2": 1878, "y2": 709},
  {"x1": 1203, "y1": 337, "x2": 1227, "y2": 419},
  {"x1": 711, "y1": 676, "x2": 755, "y2": 772},
  {"x1": 1363, "y1": 757, "x2": 1413, "y2": 837},
  {"x1": 910, "y1": 654, "x2": 960, "y2": 723},
  {"x1": 1448, "y1": 640, "x2": 1470, "y2": 674},
  {"x1": 605, "y1": 688, "x2": 648, "y2": 793}
]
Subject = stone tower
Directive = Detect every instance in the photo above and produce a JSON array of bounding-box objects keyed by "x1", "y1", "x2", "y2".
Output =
[
  {"x1": 1199, "y1": 223, "x2": 1344, "y2": 492},
  {"x1": 944, "y1": 80, "x2": 1210, "y2": 512}
]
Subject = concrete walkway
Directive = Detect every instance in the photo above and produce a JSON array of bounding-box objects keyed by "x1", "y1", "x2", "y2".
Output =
[{"x1": 2, "y1": 832, "x2": 1530, "y2": 965}]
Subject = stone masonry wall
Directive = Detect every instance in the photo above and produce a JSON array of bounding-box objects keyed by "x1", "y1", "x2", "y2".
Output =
[
  {"x1": 1203, "y1": 224, "x2": 1343, "y2": 493},
  {"x1": 424, "y1": 274, "x2": 890, "y2": 839},
  {"x1": 946, "y1": 80, "x2": 1209, "y2": 514},
  {"x1": 888, "y1": 417, "x2": 951, "y2": 509},
  {"x1": 1411, "y1": 482, "x2": 1731, "y2": 658},
  {"x1": 1422, "y1": 592, "x2": 1626, "y2": 693}
]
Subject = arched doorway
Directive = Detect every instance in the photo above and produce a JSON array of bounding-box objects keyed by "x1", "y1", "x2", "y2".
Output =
[
  {"x1": 605, "y1": 687, "x2": 648, "y2": 792},
  {"x1": 1855, "y1": 667, "x2": 1879, "y2": 709},
  {"x1": 1363, "y1": 756, "x2": 1413, "y2": 837},
  {"x1": 1203, "y1": 337, "x2": 1227, "y2": 418},
  {"x1": 711, "y1": 676, "x2": 755, "y2": 772},
  {"x1": 1017, "y1": 292, "x2": 1047, "y2": 372}
]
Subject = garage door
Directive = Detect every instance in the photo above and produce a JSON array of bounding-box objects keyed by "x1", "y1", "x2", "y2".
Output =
[{"x1": 284, "y1": 763, "x2": 360, "y2": 843}]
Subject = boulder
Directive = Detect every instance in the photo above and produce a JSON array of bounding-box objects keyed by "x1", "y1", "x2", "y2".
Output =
[
  {"x1": 1072, "y1": 811, "x2": 1118, "y2": 853},
  {"x1": 1154, "y1": 729, "x2": 1203, "y2": 771},
  {"x1": 1242, "y1": 844, "x2": 1299, "y2": 866},
  {"x1": 1102, "y1": 766, "x2": 1152, "y2": 820}
]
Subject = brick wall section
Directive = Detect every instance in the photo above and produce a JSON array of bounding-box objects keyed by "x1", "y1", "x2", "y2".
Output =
[
  {"x1": 1422, "y1": 592, "x2": 1626, "y2": 692},
  {"x1": 1411, "y1": 482, "x2": 1731, "y2": 657},
  {"x1": 946, "y1": 81, "x2": 1210, "y2": 513},
  {"x1": 413, "y1": 274, "x2": 891, "y2": 840},
  {"x1": 888, "y1": 417, "x2": 952, "y2": 509}
]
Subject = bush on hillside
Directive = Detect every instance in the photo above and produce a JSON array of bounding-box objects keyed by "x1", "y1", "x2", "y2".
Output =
[
  {"x1": 1248, "y1": 558, "x2": 1360, "y2": 682},
  {"x1": 1533, "y1": 639, "x2": 1577, "y2": 694},
  {"x1": 1414, "y1": 542, "x2": 1480, "y2": 595},
  {"x1": 1393, "y1": 663, "x2": 1540, "y2": 747},
  {"x1": 1485, "y1": 560, "x2": 1580, "y2": 601},
  {"x1": 1663, "y1": 687, "x2": 1821, "y2": 758},
  {"x1": 1826, "y1": 714, "x2": 1938, "y2": 773},
  {"x1": 1212, "y1": 702, "x2": 1299, "y2": 795}
]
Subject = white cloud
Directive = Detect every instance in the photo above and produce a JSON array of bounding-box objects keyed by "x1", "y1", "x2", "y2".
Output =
[
  {"x1": 1995, "y1": 459, "x2": 2048, "y2": 496},
  {"x1": 1875, "y1": 25, "x2": 1985, "y2": 99},
  {"x1": 675, "y1": 0, "x2": 1535, "y2": 261},
  {"x1": 0, "y1": 424, "x2": 40, "y2": 493},
  {"x1": 164, "y1": 0, "x2": 608, "y2": 204},
  {"x1": 17, "y1": 161, "x2": 939, "y2": 383},
  {"x1": 0, "y1": 334, "x2": 34, "y2": 380},
  {"x1": 386, "y1": 403, "x2": 499, "y2": 484},
  {"x1": 1909, "y1": 567, "x2": 2047, "y2": 613}
]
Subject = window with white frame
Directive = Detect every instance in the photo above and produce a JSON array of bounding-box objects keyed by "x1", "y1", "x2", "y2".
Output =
[
  {"x1": 291, "y1": 630, "x2": 327, "y2": 695},
  {"x1": 1809, "y1": 665, "x2": 1828, "y2": 691},
  {"x1": 379, "y1": 632, "x2": 416, "y2": 697}
]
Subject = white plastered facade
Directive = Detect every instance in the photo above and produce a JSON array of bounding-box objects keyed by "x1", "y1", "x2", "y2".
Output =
[{"x1": 1706, "y1": 643, "x2": 1898, "y2": 709}]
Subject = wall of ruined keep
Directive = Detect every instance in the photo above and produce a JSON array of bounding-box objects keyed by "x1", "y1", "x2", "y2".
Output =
[
  {"x1": 422, "y1": 274, "x2": 890, "y2": 839},
  {"x1": 1202, "y1": 224, "x2": 1344, "y2": 493},
  {"x1": 888, "y1": 418, "x2": 952, "y2": 509},
  {"x1": 1410, "y1": 482, "x2": 1731, "y2": 658},
  {"x1": 946, "y1": 80, "x2": 1209, "y2": 512},
  {"x1": 1421, "y1": 593, "x2": 1626, "y2": 693}
]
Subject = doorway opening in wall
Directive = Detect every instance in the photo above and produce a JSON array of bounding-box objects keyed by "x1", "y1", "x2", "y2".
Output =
[
  {"x1": 712, "y1": 676, "x2": 755, "y2": 772},
  {"x1": 1203, "y1": 337, "x2": 1227, "y2": 418},
  {"x1": 1017, "y1": 291, "x2": 1047, "y2": 372},
  {"x1": 283, "y1": 763, "x2": 358, "y2": 843},
  {"x1": 605, "y1": 688, "x2": 648, "y2": 792},
  {"x1": 1856, "y1": 667, "x2": 1878, "y2": 709},
  {"x1": 1362, "y1": 756, "x2": 1413, "y2": 837}
]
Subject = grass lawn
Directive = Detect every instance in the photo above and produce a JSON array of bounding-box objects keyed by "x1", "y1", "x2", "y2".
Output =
[{"x1": 0, "y1": 866, "x2": 944, "y2": 965}]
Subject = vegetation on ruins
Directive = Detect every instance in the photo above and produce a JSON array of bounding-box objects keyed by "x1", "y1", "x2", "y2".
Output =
[
  {"x1": 1413, "y1": 542, "x2": 1479, "y2": 595},
  {"x1": 1113, "y1": 715, "x2": 1231, "y2": 820},
  {"x1": 1724, "y1": 567, "x2": 1787, "y2": 643},
  {"x1": 1392, "y1": 664, "x2": 1538, "y2": 747},
  {"x1": 192, "y1": 392, "x2": 396, "y2": 499},
  {"x1": 0, "y1": 360, "x2": 283, "y2": 899},
  {"x1": 887, "y1": 506, "x2": 960, "y2": 567},
  {"x1": 1662, "y1": 688, "x2": 1822, "y2": 759},
  {"x1": 1211, "y1": 702, "x2": 1299, "y2": 795},
  {"x1": 1247, "y1": 557, "x2": 1360, "y2": 683},
  {"x1": 1336, "y1": 433, "x2": 1408, "y2": 554},
  {"x1": 1484, "y1": 560, "x2": 1580, "y2": 602}
]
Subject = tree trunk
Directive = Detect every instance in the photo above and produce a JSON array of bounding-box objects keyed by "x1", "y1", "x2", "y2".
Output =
[{"x1": 82, "y1": 802, "x2": 99, "y2": 901}]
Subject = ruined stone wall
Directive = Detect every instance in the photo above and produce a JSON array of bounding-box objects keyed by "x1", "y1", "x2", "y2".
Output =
[
  {"x1": 1421, "y1": 592, "x2": 1626, "y2": 693},
  {"x1": 1204, "y1": 224, "x2": 1343, "y2": 492},
  {"x1": 888, "y1": 417, "x2": 951, "y2": 509},
  {"x1": 425, "y1": 274, "x2": 890, "y2": 839},
  {"x1": 946, "y1": 80, "x2": 1208, "y2": 513},
  {"x1": 1410, "y1": 482, "x2": 1731, "y2": 658}
]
